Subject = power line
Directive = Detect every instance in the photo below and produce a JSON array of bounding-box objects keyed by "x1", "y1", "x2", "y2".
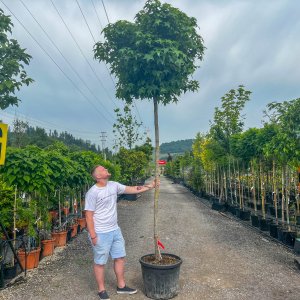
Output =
[
  {"x1": 2, "y1": 109, "x2": 100, "y2": 135},
  {"x1": 1, "y1": 0, "x2": 114, "y2": 126},
  {"x1": 18, "y1": 0, "x2": 115, "y2": 121},
  {"x1": 75, "y1": 0, "x2": 96, "y2": 43},
  {"x1": 101, "y1": 0, "x2": 110, "y2": 24},
  {"x1": 90, "y1": 0, "x2": 103, "y2": 33},
  {"x1": 50, "y1": 0, "x2": 118, "y2": 108},
  {"x1": 99, "y1": 0, "x2": 145, "y2": 128},
  {"x1": 76, "y1": 0, "x2": 117, "y2": 88}
]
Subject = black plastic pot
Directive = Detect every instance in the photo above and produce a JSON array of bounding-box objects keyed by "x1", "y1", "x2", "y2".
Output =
[
  {"x1": 259, "y1": 218, "x2": 270, "y2": 231},
  {"x1": 235, "y1": 208, "x2": 241, "y2": 218},
  {"x1": 277, "y1": 227, "x2": 284, "y2": 242},
  {"x1": 211, "y1": 202, "x2": 226, "y2": 212},
  {"x1": 140, "y1": 254, "x2": 182, "y2": 300},
  {"x1": 269, "y1": 223, "x2": 278, "y2": 239},
  {"x1": 282, "y1": 231, "x2": 296, "y2": 247},
  {"x1": 3, "y1": 264, "x2": 17, "y2": 280},
  {"x1": 294, "y1": 238, "x2": 300, "y2": 255},
  {"x1": 228, "y1": 205, "x2": 237, "y2": 215},
  {"x1": 67, "y1": 228, "x2": 72, "y2": 242},
  {"x1": 296, "y1": 215, "x2": 300, "y2": 225},
  {"x1": 251, "y1": 214, "x2": 259, "y2": 227},
  {"x1": 239, "y1": 210, "x2": 251, "y2": 221}
]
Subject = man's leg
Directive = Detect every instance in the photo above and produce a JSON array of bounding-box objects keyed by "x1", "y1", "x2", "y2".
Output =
[
  {"x1": 94, "y1": 264, "x2": 106, "y2": 292},
  {"x1": 114, "y1": 257, "x2": 126, "y2": 288}
]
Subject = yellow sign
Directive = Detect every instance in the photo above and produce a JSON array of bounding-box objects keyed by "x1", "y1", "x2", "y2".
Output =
[{"x1": 0, "y1": 123, "x2": 8, "y2": 165}]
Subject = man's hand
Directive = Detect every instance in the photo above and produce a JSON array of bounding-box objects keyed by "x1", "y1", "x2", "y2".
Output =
[
  {"x1": 91, "y1": 236, "x2": 98, "y2": 246},
  {"x1": 151, "y1": 179, "x2": 160, "y2": 189}
]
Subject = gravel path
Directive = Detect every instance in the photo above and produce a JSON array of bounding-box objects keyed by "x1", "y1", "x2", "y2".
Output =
[{"x1": 1, "y1": 176, "x2": 299, "y2": 300}]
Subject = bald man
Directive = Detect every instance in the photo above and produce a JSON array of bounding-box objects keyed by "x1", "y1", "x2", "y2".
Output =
[{"x1": 85, "y1": 165, "x2": 159, "y2": 300}]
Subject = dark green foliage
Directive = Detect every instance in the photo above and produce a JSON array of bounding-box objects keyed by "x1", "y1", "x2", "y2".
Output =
[
  {"x1": 210, "y1": 85, "x2": 251, "y2": 154},
  {"x1": 116, "y1": 147, "x2": 148, "y2": 185},
  {"x1": 0, "y1": 9, "x2": 33, "y2": 109},
  {"x1": 94, "y1": 0, "x2": 205, "y2": 105}
]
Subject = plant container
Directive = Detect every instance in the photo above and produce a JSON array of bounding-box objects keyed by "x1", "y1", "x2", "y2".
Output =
[
  {"x1": 140, "y1": 254, "x2": 182, "y2": 299},
  {"x1": 282, "y1": 231, "x2": 296, "y2": 247},
  {"x1": 3, "y1": 264, "x2": 17, "y2": 279},
  {"x1": 52, "y1": 231, "x2": 67, "y2": 247},
  {"x1": 251, "y1": 214, "x2": 259, "y2": 227},
  {"x1": 239, "y1": 210, "x2": 251, "y2": 221},
  {"x1": 296, "y1": 215, "x2": 300, "y2": 225},
  {"x1": 211, "y1": 202, "x2": 226, "y2": 212},
  {"x1": 41, "y1": 239, "x2": 55, "y2": 258},
  {"x1": 277, "y1": 226, "x2": 284, "y2": 242},
  {"x1": 269, "y1": 223, "x2": 278, "y2": 238},
  {"x1": 49, "y1": 210, "x2": 58, "y2": 220},
  {"x1": 259, "y1": 218, "x2": 270, "y2": 231},
  {"x1": 234, "y1": 208, "x2": 241, "y2": 218},
  {"x1": 71, "y1": 224, "x2": 78, "y2": 238},
  {"x1": 18, "y1": 248, "x2": 41, "y2": 270},
  {"x1": 294, "y1": 238, "x2": 300, "y2": 255}
]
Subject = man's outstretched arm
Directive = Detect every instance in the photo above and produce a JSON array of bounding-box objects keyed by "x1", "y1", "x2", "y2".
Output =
[{"x1": 124, "y1": 179, "x2": 160, "y2": 194}]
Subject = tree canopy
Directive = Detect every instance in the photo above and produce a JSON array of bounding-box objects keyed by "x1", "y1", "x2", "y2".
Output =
[
  {"x1": 94, "y1": 0, "x2": 205, "y2": 105},
  {"x1": 0, "y1": 9, "x2": 33, "y2": 110}
]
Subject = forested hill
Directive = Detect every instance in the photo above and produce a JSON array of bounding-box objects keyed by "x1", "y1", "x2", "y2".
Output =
[
  {"x1": 7, "y1": 122, "x2": 101, "y2": 153},
  {"x1": 160, "y1": 139, "x2": 194, "y2": 154}
]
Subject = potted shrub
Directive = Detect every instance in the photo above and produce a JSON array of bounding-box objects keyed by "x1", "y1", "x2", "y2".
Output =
[
  {"x1": 94, "y1": 0, "x2": 204, "y2": 297},
  {"x1": 17, "y1": 201, "x2": 41, "y2": 270}
]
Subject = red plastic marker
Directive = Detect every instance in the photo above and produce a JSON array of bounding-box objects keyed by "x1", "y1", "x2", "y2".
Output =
[{"x1": 157, "y1": 240, "x2": 165, "y2": 250}]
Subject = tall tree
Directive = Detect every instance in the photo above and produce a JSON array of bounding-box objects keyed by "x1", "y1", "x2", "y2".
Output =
[
  {"x1": 0, "y1": 9, "x2": 33, "y2": 109},
  {"x1": 94, "y1": 0, "x2": 205, "y2": 259}
]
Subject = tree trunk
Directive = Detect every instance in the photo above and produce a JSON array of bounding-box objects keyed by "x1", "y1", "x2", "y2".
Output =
[
  {"x1": 260, "y1": 160, "x2": 266, "y2": 219},
  {"x1": 58, "y1": 189, "x2": 62, "y2": 227},
  {"x1": 272, "y1": 160, "x2": 278, "y2": 224},
  {"x1": 251, "y1": 160, "x2": 257, "y2": 213},
  {"x1": 12, "y1": 186, "x2": 17, "y2": 266},
  {"x1": 153, "y1": 98, "x2": 161, "y2": 261},
  {"x1": 281, "y1": 165, "x2": 285, "y2": 223},
  {"x1": 286, "y1": 166, "x2": 290, "y2": 230}
]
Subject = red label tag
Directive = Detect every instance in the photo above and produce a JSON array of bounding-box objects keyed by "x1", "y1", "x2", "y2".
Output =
[{"x1": 157, "y1": 240, "x2": 165, "y2": 249}]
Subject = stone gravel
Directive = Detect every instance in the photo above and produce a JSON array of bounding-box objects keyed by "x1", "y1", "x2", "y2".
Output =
[{"x1": 1, "y1": 176, "x2": 299, "y2": 300}]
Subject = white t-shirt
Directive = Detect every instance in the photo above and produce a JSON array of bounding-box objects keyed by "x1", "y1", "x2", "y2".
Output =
[{"x1": 84, "y1": 181, "x2": 126, "y2": 233}]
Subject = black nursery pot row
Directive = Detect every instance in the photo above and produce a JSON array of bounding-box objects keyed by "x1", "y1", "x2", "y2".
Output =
[{"x1": 250, "y1": 215, "x2": 297, "y2": 247}]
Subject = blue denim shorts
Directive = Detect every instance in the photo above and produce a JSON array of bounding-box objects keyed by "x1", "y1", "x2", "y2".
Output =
[{"x1": 91, "y1": 228, "x2": 126, "y2": 265}]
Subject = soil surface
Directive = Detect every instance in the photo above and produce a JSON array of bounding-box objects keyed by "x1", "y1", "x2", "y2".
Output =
[{"x1": 1, "y1": 176, "x2": 299, "y2": 300}]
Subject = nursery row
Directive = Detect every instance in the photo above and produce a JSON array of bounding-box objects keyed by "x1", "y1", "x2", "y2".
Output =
[
  {"x1": 0, "y1": 212, "x2": 87, "y2": 288},
  {"x1": 173, "y1": 177, "x2": 300, "y2": 256}
]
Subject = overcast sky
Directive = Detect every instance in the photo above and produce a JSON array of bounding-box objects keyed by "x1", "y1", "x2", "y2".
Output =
[{"x1": 1, "y1": 0, "x2": 300, "y2": 149}]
